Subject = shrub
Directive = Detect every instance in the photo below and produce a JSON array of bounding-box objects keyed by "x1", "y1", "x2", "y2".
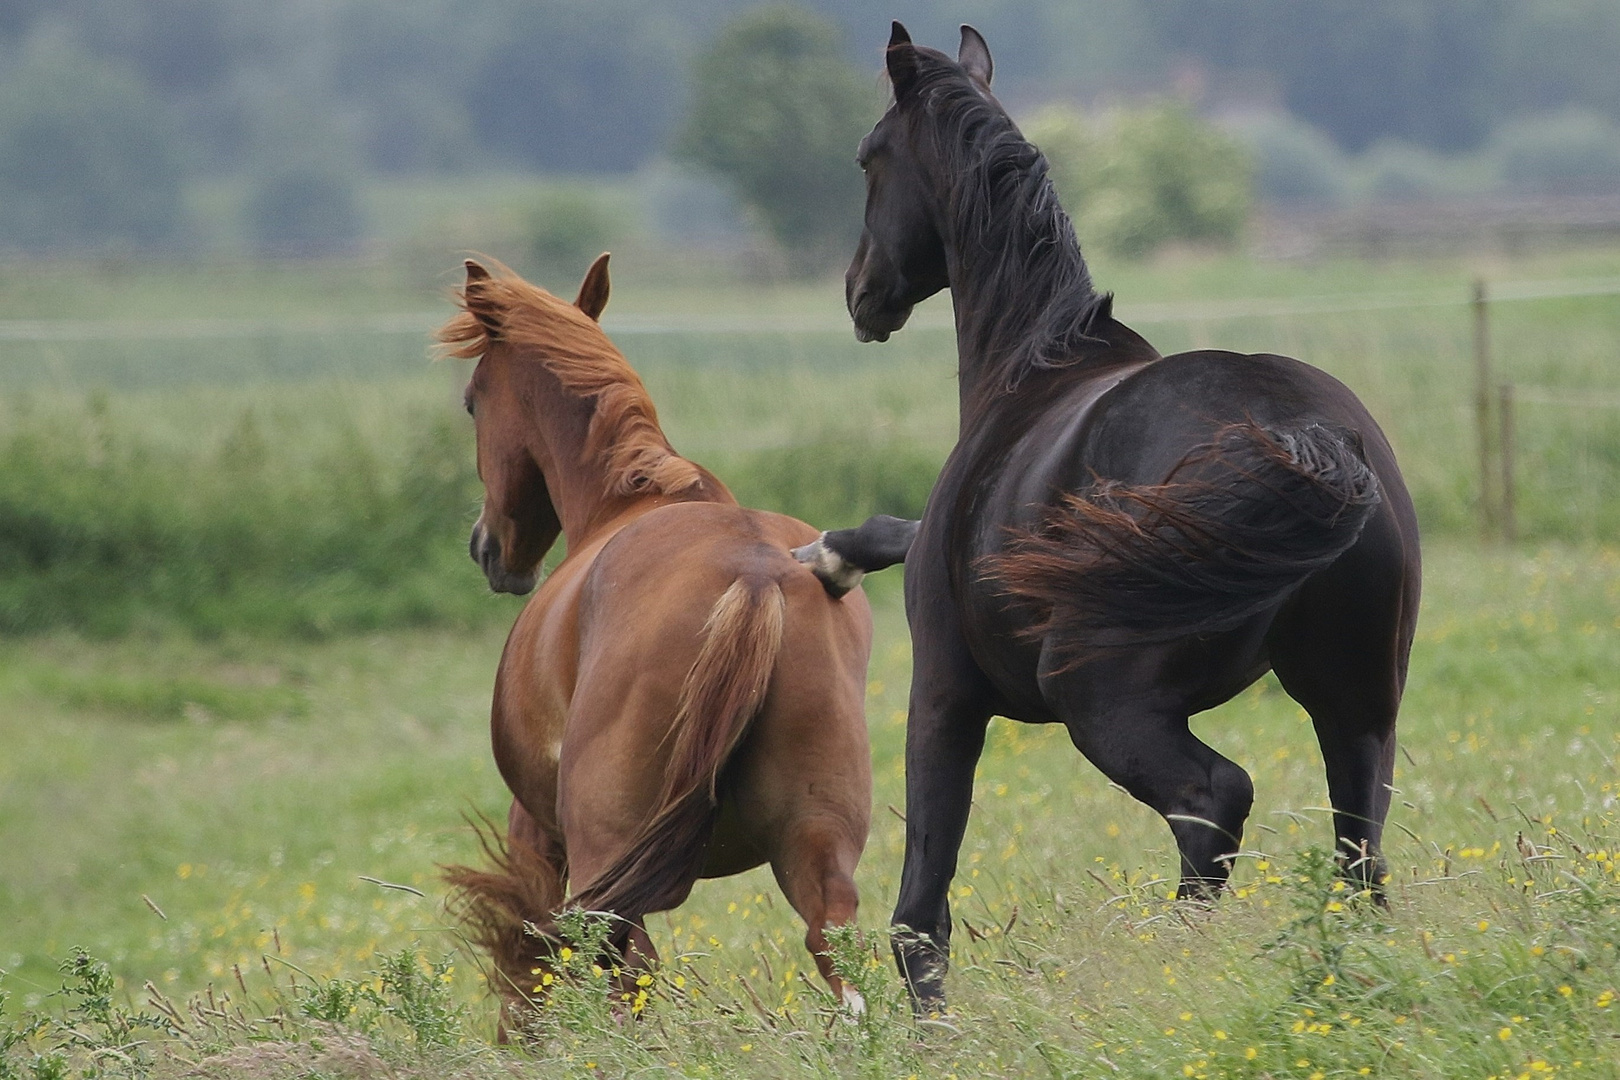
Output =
[
  {"x1": 1024, "y1": 101, "x2": 1252, "y2": 259},
  {"x1": 1223, "y1": 112, "x2": 1350, "y2": 207},
  {"x1": 1354, "y1": 140, "x2": 1458, "y2": 202},
  {"x1": 528, "y1": 187, "x2": 621, "y2": 275},
  {"x1": 246, "y1": 162, "x2": 366, "y2": 256},
  {"x1": 1488, "y1": 109, "x2": 1620, "y2": 196}
]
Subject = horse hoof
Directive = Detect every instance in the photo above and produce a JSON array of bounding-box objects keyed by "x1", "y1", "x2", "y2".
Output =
[{"x1": 792, "y1": 534, "x2": 863, "y2": 598}]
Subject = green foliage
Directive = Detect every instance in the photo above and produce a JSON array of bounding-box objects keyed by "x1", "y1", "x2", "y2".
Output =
[
  {"x1": 0, "y1": 28, "x2": 182, "y2": 251},
  {"x1": 527, "y1": 188, "x2": 620, "y2": 277},
  {"x1": 715, "y1": 431, "x2": 939, "y2": 532},
  {"x1": 48, "y1": 949, "x2": 174, "y2": 1077},
  {"x1": 0, "y1": 397, "x2": 490, "y2": 638},
  {"x1": 369, "y1": 951, "x2": 464, "y2": 1049},
  {"x1": 1226, "y1": 113, "x2": 1351, "y2": 206},
  {"x1": 0, "y1": 972, "x2": 49, "y2": 1080},
  {"x1": 1024, "y1": 101, "x2": 1252, "y2": 259},
  {"x1": 677, "y1": 4, "x2": 878, "y2": 272}
]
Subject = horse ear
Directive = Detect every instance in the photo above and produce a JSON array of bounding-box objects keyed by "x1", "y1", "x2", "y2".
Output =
[
  {"x1": 886, "y1": 21, "x2": 919, "y2": 98},
  {"x1": 575, "y1": 252, "x2": 611, "y2": 321},
  {"x1": 958, "y1": 24, "x2": 992, "y2": 87},
  {"x1": 462, "y1": 260, "x2": 500, "y2": 333}
]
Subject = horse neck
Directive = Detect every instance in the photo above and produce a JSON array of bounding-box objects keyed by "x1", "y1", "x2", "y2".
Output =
[
  {"x1": 516, "y1": 363, "x2": 645, "y2": 545},
  {"x1": 932, "y1": 147, "x2": 1098, "y2": 418}
]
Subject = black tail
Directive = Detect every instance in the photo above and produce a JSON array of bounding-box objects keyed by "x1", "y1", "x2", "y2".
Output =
[{"x1": 988, "y1": 421, "x2": 1380, "y2": 659}]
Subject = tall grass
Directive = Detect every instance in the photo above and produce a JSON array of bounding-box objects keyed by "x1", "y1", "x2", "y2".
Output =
[{"x1": 2, "y1": 545, "x2": 1618, "y2": 1077}]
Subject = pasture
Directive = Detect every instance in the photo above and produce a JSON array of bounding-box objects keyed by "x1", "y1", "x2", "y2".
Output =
[{"x1": 3, "y1": 247, "x2": 1620, "y2": 1077}]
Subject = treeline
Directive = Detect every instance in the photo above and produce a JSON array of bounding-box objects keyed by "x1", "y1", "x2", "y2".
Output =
[{"x1": 3, "y1": 0, "x2": 1619, "y2": 253}]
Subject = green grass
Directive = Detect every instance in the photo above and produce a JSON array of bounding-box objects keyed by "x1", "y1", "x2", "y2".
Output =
[
  {"x1": 3, "y1": 246, "x2": 1620, "y2": 1075},
  {"x1": 2, "y1": 546, "x2": 1619, "y2": 1077},
  {"x1": 4, "y1": 246, "x2": 1620, "y2": 638}
]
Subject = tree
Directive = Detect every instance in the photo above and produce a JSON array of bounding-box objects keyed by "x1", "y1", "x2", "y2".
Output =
[
  {"x1": 0, "y1": 27, "x2": 183, "y2": 251},
  {"x1": 1023, "y1": 102, "x2": 1252, "y2": 260},
  {"x1": 677, "y1": 4, "x2": 878, "y2": 272}
]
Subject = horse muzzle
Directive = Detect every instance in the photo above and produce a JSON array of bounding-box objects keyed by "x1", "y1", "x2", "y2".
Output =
[
  {"x1": 849, "y1": 291, "x2": 913, "y2": 343},
  {"x1": 469, "y1": 520, "x2": 537, "y2": 596}
]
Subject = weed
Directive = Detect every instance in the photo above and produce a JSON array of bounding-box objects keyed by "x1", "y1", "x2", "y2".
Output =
[{"x1": 368, "y1": 951, "x2": 464, "y2": 1049}]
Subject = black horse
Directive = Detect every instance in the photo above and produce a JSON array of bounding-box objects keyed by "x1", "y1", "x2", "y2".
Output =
[{"x1": 845, "y1": 24, "x2": 1421, "y2": 1013}]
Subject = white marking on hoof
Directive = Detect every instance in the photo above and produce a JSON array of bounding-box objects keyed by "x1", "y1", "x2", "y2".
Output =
[
  {"x1": 841, "y1": 984, "x2": 867, "y2": 1015},
  {"x1": 793, "y1": 534, "x2": 864, "y2": 598}
]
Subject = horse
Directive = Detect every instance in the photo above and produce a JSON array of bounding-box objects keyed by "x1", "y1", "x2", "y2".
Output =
[
  {"x1": 438, "y1": 255, "x2": 874, "y2": 1025},
  {"x1": 844, "y1": 24, "x2": 1421, "y2": 1013}
]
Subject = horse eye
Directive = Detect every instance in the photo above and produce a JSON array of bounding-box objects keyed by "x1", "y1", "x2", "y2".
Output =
[{"x1": 464, "y1": 393, "x2": 475, "y2": 417}]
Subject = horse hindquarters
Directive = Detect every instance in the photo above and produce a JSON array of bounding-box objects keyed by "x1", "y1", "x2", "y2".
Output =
[
  {"x1": 1267, "y1": 505, "x2": 1418, "y2": 891},
  {"x1": 749, "y1": 583, "x2": 874, "y2": 1005},
  {"x1": 1004, "y1": 422, "x2": 1386, "y2": 895},
  {"x1": 566, "y1": 576, "x2": 786, "y2": 941}
]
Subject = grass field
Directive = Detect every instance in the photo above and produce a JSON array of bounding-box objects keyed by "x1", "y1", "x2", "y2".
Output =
[{"x1": 3, "y1": 246, "x2": 1620, "y2": 1076}]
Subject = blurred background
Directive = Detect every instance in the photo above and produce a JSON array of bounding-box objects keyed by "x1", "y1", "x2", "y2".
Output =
[{"x1": 2, "y1": 0, "x2": 1619, "y2": 266}]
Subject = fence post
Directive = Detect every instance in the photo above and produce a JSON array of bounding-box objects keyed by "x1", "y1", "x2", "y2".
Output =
[
  {"x1": 1498, "y1": 382, "x2": 1516, "y2": 545},
  {"x1": 1473, "y1": 279, "x2": 1494, "y2": 538}
]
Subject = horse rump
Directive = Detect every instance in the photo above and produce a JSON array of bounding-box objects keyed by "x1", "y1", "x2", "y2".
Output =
[
  {"x1": 566, "y1": 574, "x2": 785, "y2": 946},
  {"x1": 988, "y1": 420, "x2": 1381, "y2": 661}
]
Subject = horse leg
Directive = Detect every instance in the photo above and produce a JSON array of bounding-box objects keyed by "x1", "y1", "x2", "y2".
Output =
[
  {"x1": 769, "y1": 821, "x2": 864, "y2": 1010},
  {"x1": 1070, "y1": 706, "x2": 1254, "y2": 897},
  {"x1": 890, "y1": 662, "x2": 994, "y2": 1014},
  {"x1": 1268, "y1": 546, "x2": 1414, "y2": 894},
  {"x1": 1044, "y1": 650, "x2": 1254, "y2": 897}
]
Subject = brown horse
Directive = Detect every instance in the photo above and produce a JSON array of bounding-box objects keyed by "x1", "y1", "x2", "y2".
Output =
[{"x1": 438, "y1": 256, "x2": 873, "y2": 1023}]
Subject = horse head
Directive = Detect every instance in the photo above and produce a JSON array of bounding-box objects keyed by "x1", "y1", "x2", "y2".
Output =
[
  {"x1": 456, "y1": 257, "x2": 611, "y2": 594},
  {"x1": 845, "y1": 23, "x2": 994, "y2": 343}
]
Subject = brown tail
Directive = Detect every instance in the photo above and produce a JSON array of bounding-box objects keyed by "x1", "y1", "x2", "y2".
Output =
[
  {"x1": 441, "y1": 813, "x2": 565, "y2": 1004},
  {"x1": 569, "y1": 574, "x2": 785, "y2": 942}
]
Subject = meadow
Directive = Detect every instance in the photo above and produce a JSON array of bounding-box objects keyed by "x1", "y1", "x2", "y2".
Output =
[{"x1": 2, "y1": 245, "x2": 1620, "y2": 1077}]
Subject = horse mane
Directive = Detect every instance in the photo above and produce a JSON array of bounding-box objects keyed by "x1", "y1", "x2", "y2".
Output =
[
  {"x1": 438, "y1": 265, "x2": 704, "y2": 497},
  {"x1": 903, "y1": 47, "x2": 1113, "y2": 398}
]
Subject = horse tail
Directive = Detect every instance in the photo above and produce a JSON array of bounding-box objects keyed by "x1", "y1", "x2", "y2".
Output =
[
  {"x1": 441, "y1": 811, "x2": 566, "y2": 1009},
  {"x1": 568, "y1": 574, "x2": 785, "y2": 939},
  {"x1": 988, "y1": 420, "x2": 1381, "y2": 662}
]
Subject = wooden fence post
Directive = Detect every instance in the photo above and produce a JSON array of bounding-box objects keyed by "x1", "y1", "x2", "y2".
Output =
[
  {"x1": 1498, "y1": 382, "x2": 1516, "y2": 545},
  {"x1": 1473, "y1": 279, "x2": 1494, "y2": 538}
]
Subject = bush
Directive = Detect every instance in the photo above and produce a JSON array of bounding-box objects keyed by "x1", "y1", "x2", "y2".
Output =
[
  {"x1": 0, "y1": 398, "x2": 488, "y2": 638},
  {"x1": 0, "y1": 394, "x2": 939, "y2": 639},
  {"x1": 1224, "y1": 112, "x2": 1350, "y2": 207},
  {"x1": 1488, "y1": 109, "x2": 1620, "y2": 196},
  {"x1": 1354, "y1": 140, "x2": 1458, "y2": 203},
  {"x1": 715, "y1": 431, "x2": 939, "y2": 532},
  {"x1": 528, "y1": 186, "x2": 621, "y2": 275},
  {"x1": 1024, "y1": 101, "x2": 1252, "y2": 259}
]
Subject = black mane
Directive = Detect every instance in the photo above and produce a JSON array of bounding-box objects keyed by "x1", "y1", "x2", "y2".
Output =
[{"x1": 905, "y1": 49, "x2": 1112, "y2": 397}]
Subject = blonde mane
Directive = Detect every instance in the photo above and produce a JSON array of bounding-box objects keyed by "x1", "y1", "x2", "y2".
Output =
[{"x1": 438, "y1": 266, "x2": 704, "y2": 497}]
